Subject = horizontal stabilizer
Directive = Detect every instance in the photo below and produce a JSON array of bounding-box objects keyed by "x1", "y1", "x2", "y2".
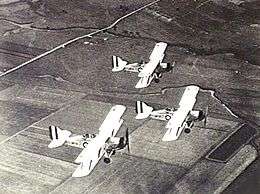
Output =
[
  {"x1": 112, "y1": 56, "x2": 128, "y2": 72},
  {"x1": 135, "y1": 101, "x2": 153, "y2": 119},
  {"x1": 48, "y1": 126, "x2": 71, "y2": 148},
  {"x1": 149, "y1": 42, "x2": 167, "y2": 61}
]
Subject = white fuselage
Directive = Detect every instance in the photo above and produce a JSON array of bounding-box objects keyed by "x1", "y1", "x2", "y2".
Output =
[{"x1": 124, "y1": 63, "x2": 144, "y2": 73}]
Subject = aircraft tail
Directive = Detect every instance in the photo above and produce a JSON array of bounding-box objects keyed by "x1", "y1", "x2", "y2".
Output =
[
  {"x1": 135, "y1": 101, "x2": 153, "y2": 119},
  {"x1": 112, "y1": 56, "x2": 127, "y2": 72},
  {"x1": 48, "y1": 126, "x2": 71, "y2": 148}
]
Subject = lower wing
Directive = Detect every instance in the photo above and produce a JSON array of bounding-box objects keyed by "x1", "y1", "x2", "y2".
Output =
[
  {"x1": 73, "y1": 141, "x2": 105, "y2": 177},
  {"x1": 135, "y1": 75, "x2": 154, "y2": 89},
  {"x1": 162, "y1": 125, "x2": 185, "y2": 141}
]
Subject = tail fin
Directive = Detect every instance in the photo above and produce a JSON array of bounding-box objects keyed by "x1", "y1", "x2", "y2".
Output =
[
  {"x1": 48, "y1": 126, "x2": 71, "y2": 148},
  {"x1": 135, "y1": 101, "x2": 153, "y2": 119},
  {"x1": 112, "y1": 56, "x2": 127, "y2": 72}
]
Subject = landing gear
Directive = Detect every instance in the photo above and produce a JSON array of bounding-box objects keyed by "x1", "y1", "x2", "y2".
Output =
[
  {"x1": 154, "y1": 78, "x2": 160, "y2": 83},
  {"x1": 184, "y1": 121, "x2": 193, "y2": 133},
  {"x1": 186, "y1": 120, "x2": 194, "y2": 128},
  {"x1": 103, "y1": 157, "x2": 111, "y2": 164},
  {"x1": 153, "y1": 71, "x2": 162, "y2": 84},
  {"x1": 157, "y1": 73, "x2": 162, "y2": 78}
]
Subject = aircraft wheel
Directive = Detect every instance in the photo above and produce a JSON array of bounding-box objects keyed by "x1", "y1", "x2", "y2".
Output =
[
  {"x1": 184, "y1": 128, "x2": 191, "y2": 134},
  {"x1": 165, "y1": 115, "x2": 171, "y2": 120},
  {"x1": 104, "y1": 157, "x2": 111, "y2": 164},
  {"x1": 83, "y1": 142, "x2": 88, "y2": 148},
  {"x1": 157, "y1": 73, "x2": 162, "y2": 78},
  {"x1": 154, "y1": 78, "x2": 160, "y2": 83},
  {"x1": 138, "y1": 67, "x2": 142, "y2": 72}
]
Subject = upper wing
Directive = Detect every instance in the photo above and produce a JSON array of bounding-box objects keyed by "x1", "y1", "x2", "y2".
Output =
[
  {"x1": 178, "y1": 85, "x2": 199, "y2": 110},
  {"x1": 138, "y1": 42, "x2": 167, "y2": 77},
  {"x1": 98, "y1": 105, "x2": 126, "y2": 137},
  {"x1": 162, "y1": 86, "x2": 199, "y2": 141},
  {"x1": 149, "y1": 42, "x2": 167, "y2": 61}
]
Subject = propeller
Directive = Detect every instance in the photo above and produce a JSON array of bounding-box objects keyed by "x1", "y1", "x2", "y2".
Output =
[
  {"x1": 204, "y1": 105, "x2": 209, "y2": 127},
  {"x1": 125, "y1": 128, "x2": 130, "y2": 153}
]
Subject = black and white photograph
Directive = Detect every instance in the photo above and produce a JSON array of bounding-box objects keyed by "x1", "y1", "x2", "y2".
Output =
[{"x1": 0, "y1": 0, "x2": 259, "y2": 193}]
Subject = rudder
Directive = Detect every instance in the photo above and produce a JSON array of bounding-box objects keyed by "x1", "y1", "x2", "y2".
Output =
[
  {"x1": 48, "y1": 126, "x2": 71, "y2": 148},
  {"x1": 112, "y1": 56, "x2": 127, "y2": 72},
  {"x1": 135, "y1": 101, "x2": 153, "y2": 119}
]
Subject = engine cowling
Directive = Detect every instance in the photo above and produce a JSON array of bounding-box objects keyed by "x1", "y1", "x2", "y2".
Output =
[
  {"x1": 197, "y1": 110, "x2": 205, "y2": 121},
  {"x1": 190, "y1": 110, "x2": 204, "y2": 121},
  {"x1": 165, "y1": 63, "x2": 173, "y2": 72}
]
